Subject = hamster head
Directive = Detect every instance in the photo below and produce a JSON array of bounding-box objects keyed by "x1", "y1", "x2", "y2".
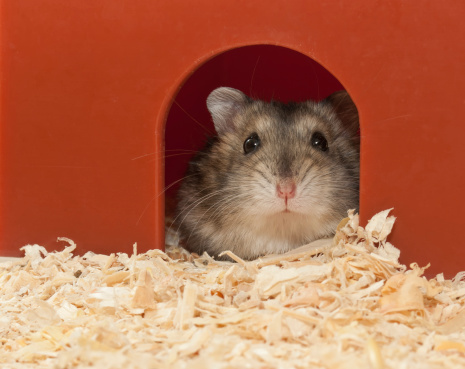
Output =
[{"x1": 176, "y1": 87, "x2": 359, "y2": 260}]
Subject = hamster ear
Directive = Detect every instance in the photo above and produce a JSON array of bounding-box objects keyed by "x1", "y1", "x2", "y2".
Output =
[
  {"x1": 207, "y1": 87, "x2": 250, "y2": 135},
  {"x1": 324, "y1": 91, "x2": 359, "y2": 141}
]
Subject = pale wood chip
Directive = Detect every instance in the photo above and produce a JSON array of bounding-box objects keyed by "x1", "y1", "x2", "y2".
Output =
[{"x1": 0, "y1": 209, "x2": 464, "y2": 368}]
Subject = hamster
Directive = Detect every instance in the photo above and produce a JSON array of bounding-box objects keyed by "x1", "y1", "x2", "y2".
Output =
[{"x1": 175, "y1": 87, "x2": 359, "y2": 260}]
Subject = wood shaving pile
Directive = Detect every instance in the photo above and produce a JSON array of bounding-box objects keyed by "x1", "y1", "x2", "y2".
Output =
[{"x1": 1, "y1": 210, "x2": 465, "y2": 368}]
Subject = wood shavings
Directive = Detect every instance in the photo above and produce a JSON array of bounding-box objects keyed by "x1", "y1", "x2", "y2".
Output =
[{"x1": 1, "y1": 210, "x2": 465, "y2": 368}]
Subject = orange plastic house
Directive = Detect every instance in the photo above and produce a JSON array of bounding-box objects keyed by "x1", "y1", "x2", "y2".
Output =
[{"x1": 2, "y1": 1, "x2": 465, "y2": 277}]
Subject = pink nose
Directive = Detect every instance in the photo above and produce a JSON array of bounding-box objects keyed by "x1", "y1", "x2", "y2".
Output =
[{"x1": 277, "y1": 181, "x2": 296, "y2": 199}]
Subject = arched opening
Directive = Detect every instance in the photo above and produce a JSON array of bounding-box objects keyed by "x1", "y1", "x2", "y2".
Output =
[{"x1": 164, "y1": 44, "x2": 357, "y2": 224}]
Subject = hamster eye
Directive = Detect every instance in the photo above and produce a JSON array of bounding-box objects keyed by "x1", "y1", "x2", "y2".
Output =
[
  {"x1": 311, "y1": 132, "x2": 328, "y2": 152},
  {"x1": 243, "y1": 133, "x2": 260, "y2": 154}
]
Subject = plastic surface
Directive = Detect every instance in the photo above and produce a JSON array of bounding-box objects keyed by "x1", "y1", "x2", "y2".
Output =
[{"x1": 2, "y1": 0, "x2": 465, "y2": 276}]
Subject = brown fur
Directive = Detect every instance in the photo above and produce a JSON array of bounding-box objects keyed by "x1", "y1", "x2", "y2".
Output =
[{"x1": 175, "y1": 87, "x2": 359, "y2": 260}]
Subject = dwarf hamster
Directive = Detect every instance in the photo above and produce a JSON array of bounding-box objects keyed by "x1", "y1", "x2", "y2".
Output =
[{"x1": 175, "y1": 87, "x2": 359, "y2": 260}]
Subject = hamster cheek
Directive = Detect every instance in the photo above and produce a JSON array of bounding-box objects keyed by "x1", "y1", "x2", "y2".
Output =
[
  {"x1": 293, "y1": 166, "x2": 337, "y2": 216},
  {"x1": 234, "y1": 174, "x2": 279, "y2": 215}
]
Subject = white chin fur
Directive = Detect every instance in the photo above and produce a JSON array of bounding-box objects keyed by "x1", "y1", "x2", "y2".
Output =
[{"x1": 217, "y1": 211, "x2": 337, "y2": 260}]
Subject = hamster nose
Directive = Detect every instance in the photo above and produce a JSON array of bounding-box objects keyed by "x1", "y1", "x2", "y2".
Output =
[{"x1": 276, "y1": 181, "x2": 296, "y2": 199}]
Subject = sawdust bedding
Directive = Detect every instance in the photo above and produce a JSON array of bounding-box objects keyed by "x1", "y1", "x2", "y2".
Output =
[{"x1": 1, "y1": 210, "x2": 465, "y2": 369}]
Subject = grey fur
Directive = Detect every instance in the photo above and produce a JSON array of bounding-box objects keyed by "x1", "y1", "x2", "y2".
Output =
[{"x1": 175, "y1": 87, "x2": 359, "y2": 260}]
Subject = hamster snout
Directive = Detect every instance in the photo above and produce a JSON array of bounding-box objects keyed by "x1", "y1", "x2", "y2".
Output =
[
  {"x1": 276, "y1": 180, "x2": 296, "y2": 207},
  {"x1": 175, "y1": 87, "x2": 360, "y2": 260}
]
